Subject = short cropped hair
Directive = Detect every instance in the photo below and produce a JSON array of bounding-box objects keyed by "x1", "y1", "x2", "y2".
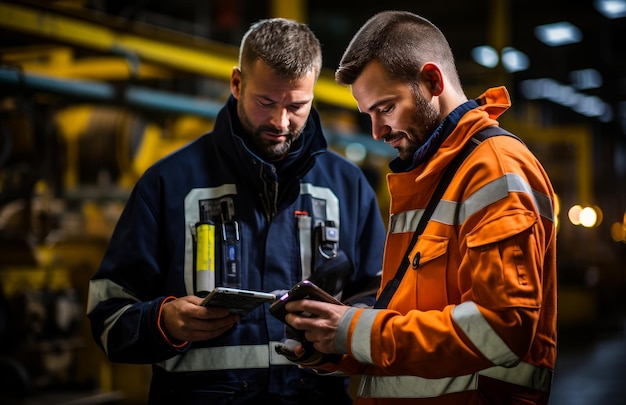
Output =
[
  {"x1": 336, "y1": 11, "x2": 462, "y2": 91},
  {"x1": 239, "y1": 18, "x2": 322, "y2": 81}
]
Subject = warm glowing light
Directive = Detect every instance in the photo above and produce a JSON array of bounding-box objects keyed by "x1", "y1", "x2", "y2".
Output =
[
  {"x1": 610, "y1": 222, "x2": 626, "y2": 242},
  {"x1": 592, "y1": 205, "x2": 603, "y2": 226},
  {"x1": 579, "y1": 206, "x2": 598, "y2": 227},
  {"x1": 568, "y1": 205, "x2": 582, "y2": 225}
]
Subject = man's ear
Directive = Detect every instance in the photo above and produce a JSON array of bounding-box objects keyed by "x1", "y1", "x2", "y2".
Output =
[
  {"x1": 230, "y1": 67, "x2": 242, "y2": 99},
  {"x1": 420, "y1": 63, "x2": 444, "y2": 96}
]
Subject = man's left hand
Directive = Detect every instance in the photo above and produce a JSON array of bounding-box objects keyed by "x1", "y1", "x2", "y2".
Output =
[{"x1": 284, "y1": 299, "x2": 350, "y2": 354}]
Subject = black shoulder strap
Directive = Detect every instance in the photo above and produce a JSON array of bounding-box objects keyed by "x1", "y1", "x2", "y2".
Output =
[{"x1": 373, "y1": 126, "x2": 521, "y2": 309}]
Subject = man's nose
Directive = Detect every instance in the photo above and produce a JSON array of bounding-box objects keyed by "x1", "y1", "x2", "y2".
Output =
[
  {"x1": 270, "y1": 107, "x2": 290, "y2": 130},
  {"x1": 371, "y1": 118, "x2": 390, "y2": 140}
]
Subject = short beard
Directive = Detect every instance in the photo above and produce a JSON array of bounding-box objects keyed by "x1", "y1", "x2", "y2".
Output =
[
  {"x1": 237, "y1": 98, "x2": 302, "y2": 161},
  {"x1": 253, "y1": 126, "x2": 302, "y2": 161}
]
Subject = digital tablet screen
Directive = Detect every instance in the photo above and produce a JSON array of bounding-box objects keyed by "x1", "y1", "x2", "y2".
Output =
[
  {"x1": 269, "y1": 280, "x2": 343, "y2": 324},
  {"x1": 200, "y1": 287, "x2": 276, "y2": 315}
]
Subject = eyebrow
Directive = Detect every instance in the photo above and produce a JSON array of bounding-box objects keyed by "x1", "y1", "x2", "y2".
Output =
[
  {"x1": 258, "y1": 95, "x2": 312, "y2": 106},
  {"x1": 365, "y1": 96, "x2": 395, "y2": 113}
]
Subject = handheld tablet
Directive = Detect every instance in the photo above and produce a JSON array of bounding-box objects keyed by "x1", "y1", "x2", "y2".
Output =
[
  {"x1": 269, "y1": 280, "x2": 344, "y2": 324},
  {"x1": 200, "y1": 287, "x2": 276, "y2": 315}
]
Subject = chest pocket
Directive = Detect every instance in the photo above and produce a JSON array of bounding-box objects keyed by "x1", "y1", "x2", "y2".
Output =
[{"x1": 409, "y1": 234, "x2": 450, "y2": 310}]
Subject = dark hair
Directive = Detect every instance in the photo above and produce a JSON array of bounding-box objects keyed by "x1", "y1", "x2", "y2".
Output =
[
  {"x1": 335, "y1": 11, "x2": 461, "y2": 90},
  {"x1": 239, "y1": 18, "x2": 322, "y2": 80}
]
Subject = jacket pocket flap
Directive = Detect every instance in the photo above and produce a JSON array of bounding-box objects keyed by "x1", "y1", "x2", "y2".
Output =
[
  {"x1": 412, "y1": 234, "x2": 448, "y2": 266},
  {"x1": 466, "y1": 210, "x2": 537, "y2": 248}
]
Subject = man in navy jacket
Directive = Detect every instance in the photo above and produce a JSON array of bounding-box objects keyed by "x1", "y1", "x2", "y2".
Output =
[{"x1": 87, "y1": 17, "x2": 386, "y2": 404}]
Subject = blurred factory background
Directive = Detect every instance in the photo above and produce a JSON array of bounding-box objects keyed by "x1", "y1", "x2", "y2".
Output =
[{"x1": 0, "y1": 0, "x2": 625, "y2": 403}]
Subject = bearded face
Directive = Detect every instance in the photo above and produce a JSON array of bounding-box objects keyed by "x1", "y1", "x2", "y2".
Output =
[{"x1": 231, "y1": 60, "x2": 315, "y2": 161}]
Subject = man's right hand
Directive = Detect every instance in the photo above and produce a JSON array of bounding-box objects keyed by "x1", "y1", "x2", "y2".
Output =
[{"x1": 161, "y1": 295, "x2": 240, "y2": 342}]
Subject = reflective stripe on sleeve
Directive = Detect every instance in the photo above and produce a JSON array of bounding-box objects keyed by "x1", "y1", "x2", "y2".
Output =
[
  {"x1": 357, "y1": 361, "x2": 553, "y2": 398},
  {"x1": 336, "y1": 308, "x2": 383, "y2": 364},
  {"x1": 457, "y1": 173, "x2": 553, "y2": 224},
  {"x1": 334, "y1": 307, "x2": 358, "y2": 354},
  {"x1": 389, "y1": 173, "x2": 553, "y2": 234},
  {"x1": 452, "y1": 301, "x2": 520, "y2": 367},
  {"x1": 87, "y1": 278, "x2": 140, "y2": 356},
  {"x1": 348, "y1": 309, "x2": 383, "y2": 365},
  {"x1": 87, "y1": 278, "x2": 139, "y2": 314},
  {"x1": 156, "y1": 342, "x2": 291, "y2": 372}
]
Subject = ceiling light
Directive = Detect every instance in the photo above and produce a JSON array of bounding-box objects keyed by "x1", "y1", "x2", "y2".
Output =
[
  {"x1": 535, "y1": 22, "x2": 583, "y2": 46},
  {"x1": 570, "y1": 68, "x2": 603, "y2": 89},
  {"x1": 471, "y1": 45, "x2": 499, "y2": 68},
  {"x1": 501, "y1": 47, "x2": 529, "y2": 73},
  {"x1": 594, "y1": 0, "x2": 626, "y2": 18},
  {"x1": 519, "y1": 78, "x2": 614, "y2": 122}
]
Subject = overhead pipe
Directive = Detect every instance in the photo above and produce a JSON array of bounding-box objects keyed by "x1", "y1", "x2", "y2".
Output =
[{"x1": 0, "y1": 67, "x2": 223, "y2": 118}]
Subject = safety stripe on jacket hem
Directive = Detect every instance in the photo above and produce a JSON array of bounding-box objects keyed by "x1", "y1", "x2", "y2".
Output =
[
  {"x1": 156, "y1": 342, "x2": 293, "y2": 371},
  {"x1": 357, "y1": 361, "x2": 553, "y2": 398}
]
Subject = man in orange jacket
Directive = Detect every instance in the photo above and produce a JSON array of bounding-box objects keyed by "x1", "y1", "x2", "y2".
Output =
[{"x1": 277, "y1": 10, "x2": 557, "y2": 404}]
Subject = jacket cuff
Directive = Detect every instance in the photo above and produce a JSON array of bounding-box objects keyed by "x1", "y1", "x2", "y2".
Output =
[
  {"x1": 334, "y1": 306, "x2": 361, "y2": 354},
  {"x1": 157, "y1": 296, "x2": 190, "y2": 349}
]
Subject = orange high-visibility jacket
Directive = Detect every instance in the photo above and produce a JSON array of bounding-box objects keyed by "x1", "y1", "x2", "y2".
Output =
[{"x1": 324, "y1": 87, "x2": 557, "y2": 404}]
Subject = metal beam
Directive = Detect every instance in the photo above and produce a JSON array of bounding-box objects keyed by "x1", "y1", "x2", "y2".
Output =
[{"x1": 1, "y1": 45, "x2": 172, "y2": 80}]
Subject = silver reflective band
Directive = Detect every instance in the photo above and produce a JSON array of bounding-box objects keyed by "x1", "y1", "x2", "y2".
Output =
[
  {"x1": 357, "y1": 361, "x2": 552, "y2": 398},
  {"x1": 457, "y1": 173, "x2": 553, "y2": 224},
  {"x1": 335, "y1": 307, "x2": 383, "y2": 364},
  {"x1": 334, "y1": 307, "x2": 358, "y2": 355},
  {"x1": 452, "y1": 301, "x2": 520, "y2": 367},
  {"x1": 389, "y1": 208, "x2": 424, "y2": 234},
  {"x1": 296, "y1": 183, "x2": 340, "y2": 281},
  {"x1": 297, "y1": 213, "x2": 313, "y2": 280},
  {"x1": 87, "y1": 278, "x2": 139, "y2": 314},
  {"x1": 389, "y1": 173, "x2": 554, "y2": 234},
  {"x1": 350, "y1": 309, "x2": 381, "y2": 365},
  {"x1": 300, "y1": 183, "x2": 340, "y2": 227},
  {"x1": 87, "y1": 278, "x2": 139, "y2": 357},
  {"x1": 157, "y1": 342, "x2": 292, "y2": 372}
]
